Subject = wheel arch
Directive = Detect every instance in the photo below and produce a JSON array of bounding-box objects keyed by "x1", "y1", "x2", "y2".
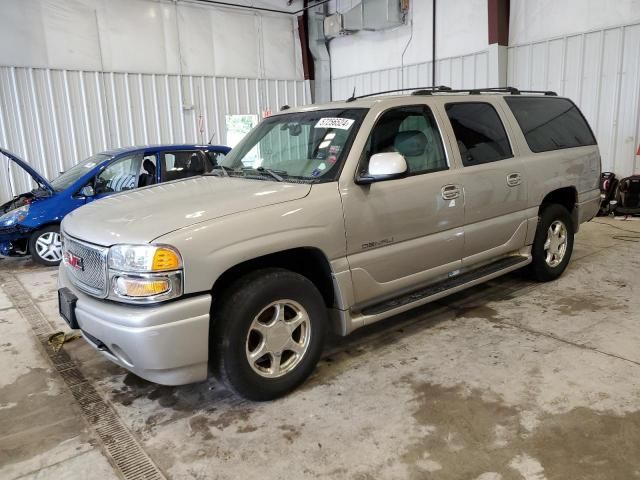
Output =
[
  {"x1": 210, "y1": 247, "x2": 338, "y2": 314},
  {"x1": 538, "y1": 186, "x2": 579, "y2": 231}
]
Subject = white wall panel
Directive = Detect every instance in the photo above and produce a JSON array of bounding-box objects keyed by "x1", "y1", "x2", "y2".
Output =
[
  {"x1": 0, "y1": 0, "x2": 304, "y2": 80},
  {"x1": 96, "y1": 0, "x2": 175, "y2": 74},
  {"x1": 332, "y1": 51, "x2": 490, "y2": 101},
  {"x1": 0, "y1": 0, "x2": 48, "y2": 68},
  {"x1": 262, "y1": 15, "x2": 301, "y2": 80},
  {"x1": 210, "y1": 10, "x2": 261, "y2": 78},
  {"x1": 507, "y1": 23, "x2": 640, "y2": 177},
  {"x1": 329, "y1": 0, "x2": 488, "y2": 79},
  {"x1": 41, "y1": 0, "x2": 103, "y2": 71},
  {"x1": 179, "y1": 4, "x2": 217, "y2": 76},
  {"x1": 0, "y1": 66, "x2": 310, "y2": 203},
  {"x1": 510, "y1": 0, "x2": 640, "y2": 46}
]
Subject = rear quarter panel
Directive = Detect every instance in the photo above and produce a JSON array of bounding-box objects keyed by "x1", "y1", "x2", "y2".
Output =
[
  {"x1": 521, "y1": 145, "x2": 601, "y2": 208},
  {"x1": 496, "y1": 97, "x2": 601, "y2": 217}
]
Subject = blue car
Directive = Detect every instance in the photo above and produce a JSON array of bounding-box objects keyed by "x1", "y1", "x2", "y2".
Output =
[{"x1": 0, "y1": 144, "x2": 230, "y2": 266}]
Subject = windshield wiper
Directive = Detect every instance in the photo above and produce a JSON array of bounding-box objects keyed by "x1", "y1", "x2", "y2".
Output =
[
  {"x1": 241, "y1": 167, "x2": 286, "y2": 182},
  {"x1": 257, "y1": 167, "x2": 285, "y2": 182}
]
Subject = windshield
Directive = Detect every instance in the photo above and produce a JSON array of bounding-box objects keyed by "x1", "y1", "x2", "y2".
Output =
[
  {"x1": 218, "y1": 108, "x2": 367, "y2": 183},
  {"x1": 50, "y1": 153, "x2": 111, "y2": 192}
]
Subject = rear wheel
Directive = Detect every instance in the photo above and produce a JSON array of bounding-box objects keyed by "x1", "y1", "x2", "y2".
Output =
[
  {"x1": 212, "y1": 269, "x2": 327, "y2": 401},
  {"x1": 29, "y1": 225, "x2": 62, "y2": 266},
  {"x1": 528, "y1": 204, "x2": 574, "y2": 282}
]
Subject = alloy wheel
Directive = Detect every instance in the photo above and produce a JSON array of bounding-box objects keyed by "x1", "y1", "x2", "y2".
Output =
[
  {"x1": 34, "y1": 231, "x2": 62, "y2": 263},
  {"x1": 245, "y1": 300, "x2": 311, "y2": 378},
  {"x1": 543, "y1": 220, "x2": 568, "y2": 268}
]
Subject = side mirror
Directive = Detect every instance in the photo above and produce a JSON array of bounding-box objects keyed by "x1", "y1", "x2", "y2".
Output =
[
  {"x1": 355, "y1": 152, "x2": 408, "y2": 185},
  {"x1": 79, "y1": 185, "x2": 95, "y2": 198}
]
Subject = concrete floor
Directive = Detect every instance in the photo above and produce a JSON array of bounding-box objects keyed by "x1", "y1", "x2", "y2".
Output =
[{"x1": 1, "y1": 217, "x2": 640, "y2": 480}]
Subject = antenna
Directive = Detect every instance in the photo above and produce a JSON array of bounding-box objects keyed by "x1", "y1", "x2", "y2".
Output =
[
  {"x1": 347, "y1": 86, "x2": 357, "y2": 102},
  {"x1": 208, "y1": 131, "x2": 216, "y2": 144}
]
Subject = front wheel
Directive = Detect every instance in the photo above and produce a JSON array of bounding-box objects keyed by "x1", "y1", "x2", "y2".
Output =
[
  {"x1": 29, "y1": 225, "x2": 62, "y2": 266},
  {"x1": 527, "y1": 204, "x2": 574, "y2": 282},
  {"x1": 212, "y1": 269, "x2": 327, "y2": 401}
]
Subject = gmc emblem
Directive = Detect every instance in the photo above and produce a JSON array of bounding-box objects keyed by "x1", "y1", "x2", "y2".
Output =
[{"x1": 64, "y1": 251, "x2": 85, "y2": 271}]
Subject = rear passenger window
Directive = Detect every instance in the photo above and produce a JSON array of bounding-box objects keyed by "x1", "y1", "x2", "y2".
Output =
[
  {"x1": 504, "y1": 97, "x2": 596, "y2": 152},
  {"x1": 160, "y1": 151, "x2": 206, "y2": 182},
  {"x1": 445, "y1": 102, "x2": 513, "y2": 166}
]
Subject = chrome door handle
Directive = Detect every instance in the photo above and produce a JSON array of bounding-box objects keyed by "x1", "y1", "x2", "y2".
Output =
[
  {"x1": 507, "y1": 173, "x2": 522, "y2": 187},
  {"x1": 441, "y1": 184, "x2": 461, "y2": 200}
]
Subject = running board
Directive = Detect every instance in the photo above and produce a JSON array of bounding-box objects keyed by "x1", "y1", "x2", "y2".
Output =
[{"x1": 350, "y1": 255, "x2": 531, "y2": 330}]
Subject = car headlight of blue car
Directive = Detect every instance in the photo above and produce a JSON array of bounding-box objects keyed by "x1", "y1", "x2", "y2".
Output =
[{"x1": 0, "y1": 205, "x2": 30, "y2": 228}]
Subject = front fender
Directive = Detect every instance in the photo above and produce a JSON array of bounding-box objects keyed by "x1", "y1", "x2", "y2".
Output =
[{"x1": 154, "y1": 183, "x2": 347, "y2": 295}]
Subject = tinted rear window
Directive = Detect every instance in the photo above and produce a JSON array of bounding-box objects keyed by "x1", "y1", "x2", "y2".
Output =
[
  {"x1": 445, "y1": 102, "x2": 513, "y2": 166},
  {"x1": 504, "y1": 96, "x2": 596, "y2": 153}
]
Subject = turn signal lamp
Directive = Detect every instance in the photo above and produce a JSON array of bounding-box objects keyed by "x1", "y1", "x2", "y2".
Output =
[{"x1": 152, "y1": 248, "x2": 181, "y2": 271}]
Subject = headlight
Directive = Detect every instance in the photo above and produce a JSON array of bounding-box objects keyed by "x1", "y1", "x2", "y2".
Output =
[
  {"x1": 107, "y1": 244, "x2": 183, "y2": 303},
  {"x1": 0, "y1": 205, "x2": 29, "y2": 227},
  {"x1": 108, "y1": 244, "x2": 182, "y2": 272}
]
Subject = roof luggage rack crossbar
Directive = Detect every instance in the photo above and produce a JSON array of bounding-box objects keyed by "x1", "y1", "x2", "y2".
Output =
[{"x1": 346, "y1": 85, "x2": 452, "y2": 102}]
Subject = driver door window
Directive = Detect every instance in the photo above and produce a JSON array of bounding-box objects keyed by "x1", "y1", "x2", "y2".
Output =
[
  {"x1": 95, "y1": 154, "x2": 143, "y2": 195},
  {"x1": 364, "y1": 106, "x2": 448, "y2": 176}
]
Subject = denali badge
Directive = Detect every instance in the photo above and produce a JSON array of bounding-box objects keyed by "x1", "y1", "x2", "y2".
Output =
[{"x1": 64, "y1": 251, "x2": 85, "y2": 271}]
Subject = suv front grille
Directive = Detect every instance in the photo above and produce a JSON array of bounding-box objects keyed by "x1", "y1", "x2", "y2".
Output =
[{"x1": 62, "y1": 233, "x2": 109, "y2": 297}]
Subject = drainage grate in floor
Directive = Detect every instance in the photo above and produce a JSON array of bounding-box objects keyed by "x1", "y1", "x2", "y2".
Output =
[{"x1": 0, "y1": 273, "x2": 166, "y2": 480}]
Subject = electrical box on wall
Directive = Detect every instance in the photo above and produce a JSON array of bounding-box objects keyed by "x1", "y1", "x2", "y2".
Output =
[
  {"x1": 363, "y1": 0, "x2": 406, "y2": 30},
  {"x1": 324, "y1": 0, "x2": 408, "y2": 39},
  {"x1": 324, "y1": 13, "x2": 343, "y2": 39}
]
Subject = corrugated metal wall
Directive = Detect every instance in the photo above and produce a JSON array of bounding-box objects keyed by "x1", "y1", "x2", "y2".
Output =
[
  {"x1": 332, "y1": 50, "x2": 489, "y2": 101},
  {"x1": 0, "y1": 66, "x2": 310, "y2": 203},
  {"x1": 508, "y1": 22, "x2": 640, "y2": 176}
]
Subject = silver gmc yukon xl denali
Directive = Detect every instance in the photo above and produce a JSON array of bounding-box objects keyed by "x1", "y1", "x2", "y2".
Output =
[{"x1": 58, "y1": 88, "x2": 601, "y2": 400}]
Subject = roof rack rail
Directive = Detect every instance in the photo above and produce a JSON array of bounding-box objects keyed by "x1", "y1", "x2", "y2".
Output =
[
  {"x1": 346, "y1": 86, "x2": 557, "y2": 102},
  {"x1": 518, "y1": 89, "x2": 557, "y2": 96},
  {"x1": 346, "y1": 85, "x2": 452, "y2": 102},
  {"x1": 411, "y1": 86, "x2": 453, "y2": 96},
  {"x1": 436, "y1": 87, "x2": 557, "y2": 96}
]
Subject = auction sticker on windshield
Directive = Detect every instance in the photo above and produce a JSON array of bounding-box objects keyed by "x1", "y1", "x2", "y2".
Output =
[{"x1": 315, "y1": 118, "x2": 355, "y2": 130}]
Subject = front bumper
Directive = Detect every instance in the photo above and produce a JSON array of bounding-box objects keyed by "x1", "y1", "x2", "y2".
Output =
[
  {"x1": 58, "y1": 266, "x2": 211, "y2": 385},
  {"x1": 0, "y1": 225, "x2": 33, "y2": 256}
]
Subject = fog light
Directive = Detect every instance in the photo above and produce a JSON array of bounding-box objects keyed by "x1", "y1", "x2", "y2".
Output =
[{"x1": 115, "y1": 277, "x2": 170, "y2": 297}]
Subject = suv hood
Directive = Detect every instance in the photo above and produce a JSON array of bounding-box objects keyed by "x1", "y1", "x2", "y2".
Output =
[
  {"x1": 62, "y1": 176, "x2": 312, "y2": 246},
  {"x1": 0, "y1": 148, "x2": 54, "y2": 195}
]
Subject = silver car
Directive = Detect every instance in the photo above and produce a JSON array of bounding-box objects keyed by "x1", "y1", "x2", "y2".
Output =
[{"x1": 58, "y1": 87, "x2": 601, "y2": 400}]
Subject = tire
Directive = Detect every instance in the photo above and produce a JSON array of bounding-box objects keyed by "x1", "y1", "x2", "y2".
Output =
[
  {"x1": 29, "y1": 225, "x2": 63, "y2": 267},
  {"x1": 527, "y1": 204, "x2": 574, "y2": 282},
  {"x1": 212, "y1": 268, "x2": 327, "y2": 401}
]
